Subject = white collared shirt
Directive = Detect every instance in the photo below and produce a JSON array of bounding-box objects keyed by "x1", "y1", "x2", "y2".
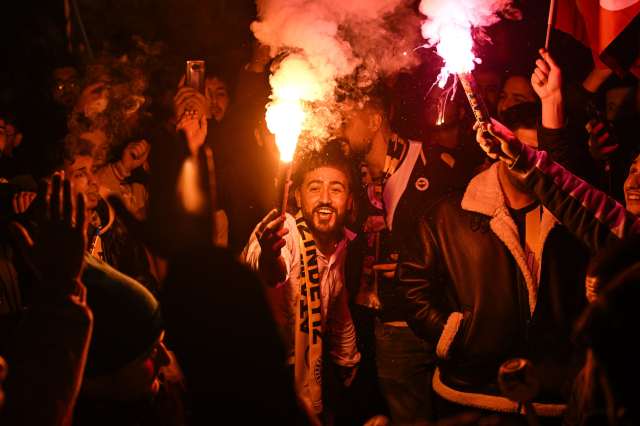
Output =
[{"x1": 245, "y1": 213, "x2": 361, "y2": 367}]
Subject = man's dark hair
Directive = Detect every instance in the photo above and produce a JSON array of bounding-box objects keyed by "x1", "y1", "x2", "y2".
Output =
[
  {"x1": 47, "y1": 54, "x2": 81, "y2": 78},
  {"x1": 202, "y1": 56, "x2": 235, "y2": 100},
  {"x1": 628, "y1": 144, "x2": 640, "y2": 169},
  {"x1": 602, "y1": 74, "x2": 638, "y2": 96},
  {"x1": 363, "y1": 82, "x2": 392, "y2": 120},
  {"x1": 501, "y1": 102, "x2": 541, "y2": 132},
  {"x1": 0, "y1": 109, "x2": 19, "y2": 133},
  {"x1": 287, "y1": 142, "x2": 358, "y2": 226},
  {"x1": 338, "y1": 79, "x2": 392, "y2": 121},
  {"x1": 32, "y1": 136, "x2": 94, "y2": 180}
]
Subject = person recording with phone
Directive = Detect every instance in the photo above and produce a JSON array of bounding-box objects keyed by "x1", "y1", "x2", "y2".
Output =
[{"x1": 169, "y1": 42, "x2": 281, "y2": 254}]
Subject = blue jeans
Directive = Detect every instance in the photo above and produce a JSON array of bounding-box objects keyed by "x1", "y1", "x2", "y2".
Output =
[{"x1": 375, "y1": 318, "x2": 436, "y2": 425}]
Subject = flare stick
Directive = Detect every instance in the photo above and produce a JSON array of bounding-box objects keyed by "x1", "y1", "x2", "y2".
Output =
[
  {"x1": 275, "y1": 160, "x2": 293, "y2": 230},
  {"x1": 545, "y1": 0, "x2": 557, "y2": 50},
  {"x1": 458, "y1": 71, "x2": 497, "y2": 146}
]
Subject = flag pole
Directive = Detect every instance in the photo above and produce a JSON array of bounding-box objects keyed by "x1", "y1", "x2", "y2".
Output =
[{"x1": 545, "y1": 0, "x2": 557, "y2": 50}]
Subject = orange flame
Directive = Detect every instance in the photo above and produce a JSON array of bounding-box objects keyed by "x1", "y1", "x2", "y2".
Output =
[{"x1": 265, "y1": 99, "x2": 306, "y2": 162}]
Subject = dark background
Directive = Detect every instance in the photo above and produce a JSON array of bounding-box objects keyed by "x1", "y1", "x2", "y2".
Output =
[{"x1": 0, "y1": 0, "x2": 596, "y2": 113}]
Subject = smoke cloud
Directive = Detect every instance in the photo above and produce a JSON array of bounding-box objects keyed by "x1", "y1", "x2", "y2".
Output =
[
  {"x1": 251, "y1": 0, "x2": 421, "y2": 152},
  {"x1": 418, "y1": 0, "x2": 521, "y2": 86},
  {"x1": 420, "y1": 0, "x2": 520, "y2": 47}
]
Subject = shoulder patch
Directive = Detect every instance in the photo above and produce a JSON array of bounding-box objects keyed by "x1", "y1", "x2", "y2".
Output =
[{"x1": 415, "y1": 177, "x2": 429, "y2": 191}]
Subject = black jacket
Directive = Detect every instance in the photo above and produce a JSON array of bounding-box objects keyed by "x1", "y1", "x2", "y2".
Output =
[
  {"x1": 394, "y1": 164, "x2": 590, "y2": 413},
  {"x1": 345, "y1": 140, "x2": 470, "y2": 322}
]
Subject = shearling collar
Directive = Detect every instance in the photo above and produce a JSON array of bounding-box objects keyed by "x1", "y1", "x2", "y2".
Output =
[{"x1": 461, "y1": 163, "x2": 559, "y2": 315}]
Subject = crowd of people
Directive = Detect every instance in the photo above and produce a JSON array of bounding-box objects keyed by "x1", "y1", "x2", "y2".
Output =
[{"x1": 1, "y1": 15, "x2": 639, "y2": 426}]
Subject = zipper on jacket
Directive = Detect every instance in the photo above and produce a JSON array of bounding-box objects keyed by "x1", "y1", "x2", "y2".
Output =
[{"x1": 517, "y1": 271, "x2": 532, "y2": 357}]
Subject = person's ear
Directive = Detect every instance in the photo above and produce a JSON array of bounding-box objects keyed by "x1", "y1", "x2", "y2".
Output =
[
  {"x1": 370, "y1": 112, "x2": 383, "y2": 133},
  {"x1": 295, "y1": 188, "x2": 301, "y2": 208},
  {"x1": 347, "y1": 192, "x2": 353, "y2": 210}
]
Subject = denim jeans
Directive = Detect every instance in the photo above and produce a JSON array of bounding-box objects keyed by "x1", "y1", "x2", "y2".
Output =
[{"x1": 375, "y1": 318, "x2": 436, "y2": 425}]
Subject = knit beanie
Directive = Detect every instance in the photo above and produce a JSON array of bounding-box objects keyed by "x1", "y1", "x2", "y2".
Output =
[{"x1": 81, "y1": 254, "x2": 163, "y2": 377}]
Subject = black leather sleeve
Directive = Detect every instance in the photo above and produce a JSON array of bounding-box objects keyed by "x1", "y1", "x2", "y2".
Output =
[{"x1": 394, "y1": 215, "x2": 451, "y2": 346}]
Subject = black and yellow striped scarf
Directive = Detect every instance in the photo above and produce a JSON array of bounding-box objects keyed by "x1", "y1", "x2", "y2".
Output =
[
  {"x1": 294, "y1": 211, "x2": 324, "y2": 413},
  {"x1": 366, "y1": 134, "x2": 426, "y2": 208}
]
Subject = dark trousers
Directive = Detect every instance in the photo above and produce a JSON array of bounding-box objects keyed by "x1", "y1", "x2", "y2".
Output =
[{"x1": 375, "y1": 318, "x2": 436, "y2": 425}]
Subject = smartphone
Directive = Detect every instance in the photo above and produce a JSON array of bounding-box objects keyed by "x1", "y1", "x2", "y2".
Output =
[
  {"x1": 186, "y1": 61, "x2": 205, "y2": 94},
  {"x1": 584, "y1": 100, "x2": 617, "y2": 148}
]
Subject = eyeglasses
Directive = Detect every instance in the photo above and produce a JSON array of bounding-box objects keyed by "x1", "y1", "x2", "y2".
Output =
[{"x1": 51, "y1": 78, "x2": 80, "y2": 91}]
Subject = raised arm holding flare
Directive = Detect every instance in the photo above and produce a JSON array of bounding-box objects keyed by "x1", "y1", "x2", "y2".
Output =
[{"x1": 475, "y1": 118, "x2": 640, "y2": 254}]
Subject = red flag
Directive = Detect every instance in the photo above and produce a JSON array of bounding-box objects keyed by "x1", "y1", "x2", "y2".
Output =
[{"x1": 552, "y1": 0, "x2": 640, "y2": 78}]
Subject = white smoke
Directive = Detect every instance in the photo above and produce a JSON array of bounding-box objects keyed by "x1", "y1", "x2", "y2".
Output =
[
  {"x1": 251, "y1": 0, "x2": 420, "y2": 152},
  {"x1": 418, "y1": 0, "x2": 521, "y2": 86},
  {"x1": 420, "y1": 0, "x2": 520, "y2": 47}
]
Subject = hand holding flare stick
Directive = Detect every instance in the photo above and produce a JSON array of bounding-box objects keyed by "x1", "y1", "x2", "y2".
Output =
[{"x1": 458, "y1": 71, "x2": 497, "y2": 146}]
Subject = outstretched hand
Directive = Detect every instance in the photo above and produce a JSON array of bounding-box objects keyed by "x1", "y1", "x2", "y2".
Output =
[
  {"x1": 8, "y1": 175, "x2": 88, "y2": 287},
  {"x1": 474, "y1": 118, "x2": 524, "y2": 165},
  {"x1": 176, "y1": 110, "x2": 208, "y2": 156},
  {"x1": 255, "y1": 209, "x2": 289, "y2": 285},
  {"x1": 121, "y1": 139, "x2": 151, "y2": 174}
]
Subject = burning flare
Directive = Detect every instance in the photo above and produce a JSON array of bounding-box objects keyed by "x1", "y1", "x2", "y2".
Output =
[
  {"x1": 265, "y1": 99, "x2": 306, "y2": 162},
  {"x1": 419, "y1": 0, "x2": 521, "y2": 87},
  {"x1": 433, "y1": 26, "x2": 477, "y2": 87}
]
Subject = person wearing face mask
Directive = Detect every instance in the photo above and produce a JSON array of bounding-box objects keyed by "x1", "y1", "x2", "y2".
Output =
[
  {"x1": 497, "y1": 74, "x2": 540, "y2": 121},
  {"x1": 471, "y1": 50, "x2": 640, "y2": 255},
  {"x1": 422, "y1": 89, "x2": 488, "y2": 181}
]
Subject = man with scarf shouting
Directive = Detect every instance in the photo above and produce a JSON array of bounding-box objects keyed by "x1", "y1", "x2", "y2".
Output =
[{"x1": 245, "y1": 149, "x2": 361, "y2": 421}]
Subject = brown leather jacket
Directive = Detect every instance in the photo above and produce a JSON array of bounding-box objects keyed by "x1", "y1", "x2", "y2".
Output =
[{"x1": 394, "y1": 165, "x2": 590, "y2": 414}]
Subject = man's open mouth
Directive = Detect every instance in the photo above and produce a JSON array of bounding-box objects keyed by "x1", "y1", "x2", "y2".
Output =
[{"x1": 315, "y1": 207, "x2": 334, "y2": 220}]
